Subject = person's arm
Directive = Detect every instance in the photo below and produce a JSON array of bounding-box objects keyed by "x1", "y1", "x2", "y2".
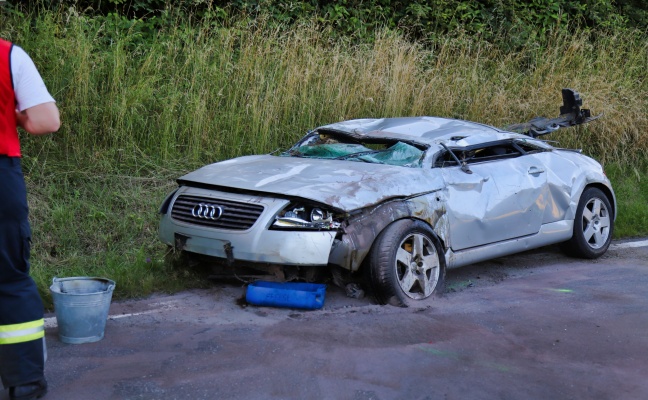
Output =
[
  {"x1": 15, "y1": 102, "x2": 60, "y2": 135},
  {"x1": 11, "y1": 45, "x2": 60, "y2": 135}
]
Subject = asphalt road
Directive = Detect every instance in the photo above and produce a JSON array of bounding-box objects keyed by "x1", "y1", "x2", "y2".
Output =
[{"x1": 2, "y1": 239, "x2": 647, "y2": 400}]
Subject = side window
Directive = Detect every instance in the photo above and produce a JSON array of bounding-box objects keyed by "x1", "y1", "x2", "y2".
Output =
[
  {"x1": 434, "y1": 151, "x2": 461, "y2": 168},
  {"x1": 434, "y1": 141, "x2": 537, "y2": 168},
  {"x1": 465, "y1": 143, "x2": 521, "y2": 163}
]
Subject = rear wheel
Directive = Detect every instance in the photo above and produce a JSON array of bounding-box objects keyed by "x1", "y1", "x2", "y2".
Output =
[
  {"x1": 367, "y1": 220, "x2": 446, "y2": 307},
  {"x1": 562, "y1": 187, "x2": 613, "y2": 259}
]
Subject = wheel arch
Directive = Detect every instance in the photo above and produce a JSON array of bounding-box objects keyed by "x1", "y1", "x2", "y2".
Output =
[
  {"x1": 407, "y1": 217, "x2": 448, "y2": 250},
  {"x1": 371, "y1": 216, "x2": 447, "y2": 249},
  {"x1": 584, "y1": 182, "x2": 617, "y2": 221},
  {"x1": 361, "y1": 216, "x2": 448, "y2": 269},
  {"x1": 328, "y1": 198, "x2": 448, "y2": 273},
  {"x1": 561, "y1": 183, "x2": 615, "y2": 258}
]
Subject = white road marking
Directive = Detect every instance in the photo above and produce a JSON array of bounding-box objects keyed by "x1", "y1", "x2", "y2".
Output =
[
  {"x1": 44, "y1": 317, "x2": 58, "y2": 329},
  {"x1": 44, "y1": 302, "x2": 180, "y2": 329},
  {"x1": 610, "y1": 240, "x2": 648, "y2": 250},
  {"x1": 108, "y1": 309, "x2": 170, "y2": 320}
]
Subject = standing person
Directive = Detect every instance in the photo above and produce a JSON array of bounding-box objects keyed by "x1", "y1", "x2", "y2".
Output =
[{"x1": 0, "y1": 38, "x2": 60, "y2": 400}]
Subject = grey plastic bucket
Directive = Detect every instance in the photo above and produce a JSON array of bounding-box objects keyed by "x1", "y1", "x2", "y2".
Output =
[{"x1": 49, "y1": 277, "x2": 116, "y2": 344}]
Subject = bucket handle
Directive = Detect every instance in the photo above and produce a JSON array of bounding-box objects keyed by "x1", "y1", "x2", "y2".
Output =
[{"x1": 52, "y1": 277, "x2": 66, "y2": 293}]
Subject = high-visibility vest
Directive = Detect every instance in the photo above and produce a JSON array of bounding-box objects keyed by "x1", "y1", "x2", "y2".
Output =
[
  {"x1": 0, "y1": 38, "x2": 21, "y2": 157},
  {"x1": 0, "y1": 318, "x2": 45, "y2": 345}
]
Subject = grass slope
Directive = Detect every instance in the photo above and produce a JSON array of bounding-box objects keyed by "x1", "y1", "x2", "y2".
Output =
[{"x1": 1, "y1": 12, "x2": 645, "y2": 304}]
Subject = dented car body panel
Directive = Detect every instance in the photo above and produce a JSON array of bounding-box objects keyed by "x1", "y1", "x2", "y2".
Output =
[
  {"x1": 178, "y1": 155, "x2": 445, "y2": 212},
  {"x1": 441, "y1": 155, "x2": 547, "y2": 251},
  {"x1": 328, "y1": 195, "x2": 448, "y2": 272},
  {"x1": 159, "y1": 111, "x2": 615, "y2": 279}
]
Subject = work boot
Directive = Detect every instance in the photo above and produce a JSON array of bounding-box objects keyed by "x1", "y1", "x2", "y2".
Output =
[{"x1": 9, "y1": 378, "x2": 47, "y2": 400}]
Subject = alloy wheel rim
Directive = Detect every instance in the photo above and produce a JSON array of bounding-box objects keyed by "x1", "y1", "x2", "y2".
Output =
[
  {"x1": 582, "y1": 197, "x2": 611, "y2": 249},
  {"x1": 395, "y1": 233, "x2": 440, "y2": 299}
]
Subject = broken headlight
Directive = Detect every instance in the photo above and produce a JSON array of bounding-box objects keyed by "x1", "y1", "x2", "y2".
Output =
[{"x1": 272, "y1": 203, "x2": 342, "y2": 230}]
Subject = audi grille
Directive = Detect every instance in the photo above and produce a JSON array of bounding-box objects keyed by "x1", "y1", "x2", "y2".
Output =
[{"x1": 171, "y1": 194, "x2": 264, "y2": 230}]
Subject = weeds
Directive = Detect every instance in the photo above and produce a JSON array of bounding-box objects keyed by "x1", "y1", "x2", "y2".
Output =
[
  {"x1": 1, "y1": 10, "x2": 645, "y2": 302},
  {"x1": 10, "y1": 13, "x2": 645, "y2": 168}
]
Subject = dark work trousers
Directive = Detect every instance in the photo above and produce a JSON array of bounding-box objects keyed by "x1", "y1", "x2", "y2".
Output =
[{"x1": 0, "y1": 156, "x2": 45, "y2": 388}]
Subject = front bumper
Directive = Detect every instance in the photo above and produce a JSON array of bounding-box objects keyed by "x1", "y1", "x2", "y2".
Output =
[{"x1": 159, "y1": 187, "x2": 337, "y2": 266}]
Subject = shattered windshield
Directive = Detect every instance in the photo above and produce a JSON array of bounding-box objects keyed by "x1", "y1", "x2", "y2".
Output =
[{"x1": 282, "y1": 133, "x2": 425, "y2": 167}]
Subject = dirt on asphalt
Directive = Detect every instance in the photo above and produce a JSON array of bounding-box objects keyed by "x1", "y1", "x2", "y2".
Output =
[{"x1": 2, "y1": 241, "x2": 647, "y2": 400}]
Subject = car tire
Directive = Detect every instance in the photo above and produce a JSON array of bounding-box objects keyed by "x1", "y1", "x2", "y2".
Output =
[
  {"x1": 367, "y1": 219, "x2": 446, "y2": 307},
  {"x1": 562, "y1": 187, "x2": 614, "y2": 259}
]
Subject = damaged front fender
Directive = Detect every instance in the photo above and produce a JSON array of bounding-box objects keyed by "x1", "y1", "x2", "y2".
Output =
[{"x1": 328, "y1": 194, "x2": 449, "y2": 272}]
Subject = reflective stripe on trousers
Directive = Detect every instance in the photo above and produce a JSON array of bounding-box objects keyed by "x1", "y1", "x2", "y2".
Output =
[{"x1": 0, "y1": 319, "x2": 44, "y2": 345}]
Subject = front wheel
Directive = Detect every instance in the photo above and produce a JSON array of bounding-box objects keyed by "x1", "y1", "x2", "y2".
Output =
[
  {"x1": 562, "y1": 187, "x2": 614, "y2": 259},
  {"x1": 367, "y1": 220, "x2": 446, "y2": 307}
]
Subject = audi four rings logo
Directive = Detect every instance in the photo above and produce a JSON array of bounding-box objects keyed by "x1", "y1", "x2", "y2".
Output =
[{"x1": 191, "y1": 203, "x2": 224, "y2": 220}]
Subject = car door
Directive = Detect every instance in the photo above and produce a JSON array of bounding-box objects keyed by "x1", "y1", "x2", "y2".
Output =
[{"x1": 439, "y1": 141, "x2": 549, "y2": 251}]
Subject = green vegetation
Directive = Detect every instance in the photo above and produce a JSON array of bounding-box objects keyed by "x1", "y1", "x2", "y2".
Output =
[
  {"x1": 7, "y1": 1, "x2": 647, "y2": 44},
  {"x1": 0, "y1": 2, "x2": 646, "y2": 305},
  {"x1": 606, "y1": 165, "x2": 648, "y2": 239}
]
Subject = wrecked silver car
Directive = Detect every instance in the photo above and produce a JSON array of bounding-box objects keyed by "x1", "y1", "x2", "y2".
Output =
[{"x1": 159, "y1": 89, "x2": 615, "y2": 306}]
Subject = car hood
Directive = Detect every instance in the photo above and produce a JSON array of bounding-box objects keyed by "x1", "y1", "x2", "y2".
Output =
[{"x1": 178, "y1": 155, "x2": 444, "y2": 211}]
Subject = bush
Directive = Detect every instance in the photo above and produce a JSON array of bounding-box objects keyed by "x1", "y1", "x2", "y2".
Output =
[{"x1": 4, "y1": 0, "x2": 645, "y2": 45}]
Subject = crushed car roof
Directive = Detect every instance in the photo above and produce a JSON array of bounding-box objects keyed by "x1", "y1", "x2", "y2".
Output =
[
  {"x1": 316, "y1": 89, "x2": 600, "y2": 145},
  {"x1": 316, "y1": 117, "x2": 515, "y2": 146}
]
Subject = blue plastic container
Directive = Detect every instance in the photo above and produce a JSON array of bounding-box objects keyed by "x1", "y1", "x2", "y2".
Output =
[{"x1": 246, "y1": 281, "x2": 326, "y2": 310}]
